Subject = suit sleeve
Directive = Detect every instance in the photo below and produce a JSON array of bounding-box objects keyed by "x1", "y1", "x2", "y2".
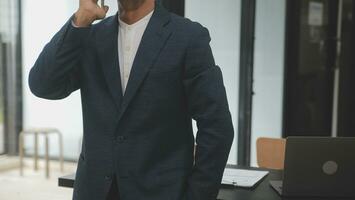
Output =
[
  {"x1": 183, "y1": 26, "x2": 235, "y2": 200},
  {"x1": 28, "y1": 15, "x2": 91, "y2": 100}
]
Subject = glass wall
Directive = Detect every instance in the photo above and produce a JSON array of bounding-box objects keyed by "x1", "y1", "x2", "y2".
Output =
[
  {"x1": 0, "y1": 31, "x2": 3, "y2": 154},
  {"x1": 185, "y1": 0, "x2": 241, "y2": 164},
  {"x1": 250, "y1": 0, "x2": 286, "y2": 166},
  {"x1": 0, "y1": 0, "x2": 21, "y2": 155},
  {"x1": 0, "y1": 34, "x2": 3, "y2": 154},
  {"x1": 185, "y1": 0, "x2": 288, "y2": 166}
]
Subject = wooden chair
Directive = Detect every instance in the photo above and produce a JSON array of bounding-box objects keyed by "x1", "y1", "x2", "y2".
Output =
[{"x1": 256, "y1": 137, "x2": 286, "y2": 170}]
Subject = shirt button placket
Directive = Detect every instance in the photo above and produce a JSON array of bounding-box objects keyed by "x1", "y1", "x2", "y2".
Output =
[{"x1": 125, "y1": 45, "x2": 131, "y2": 52}]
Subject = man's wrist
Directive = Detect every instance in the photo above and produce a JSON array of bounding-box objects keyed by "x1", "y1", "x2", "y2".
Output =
[
  {"x1": 73, "y1": 11, "x2": 93, "y2": 27},
  {"x1": 71, "y1": 20, "x2": 80, "y2": 28}
]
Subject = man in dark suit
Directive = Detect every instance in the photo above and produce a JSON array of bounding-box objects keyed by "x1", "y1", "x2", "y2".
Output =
[{"x1": 28, "y1": 0, "x2": 234, "y2": 199}]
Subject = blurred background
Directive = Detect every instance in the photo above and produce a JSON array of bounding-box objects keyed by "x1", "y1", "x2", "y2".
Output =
[{"x1": 0, "y1": 0, "x2": 354, "y2": 199}]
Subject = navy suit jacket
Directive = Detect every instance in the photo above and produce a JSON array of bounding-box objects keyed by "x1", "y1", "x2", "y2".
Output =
[{"x1": 29, "y1": 3, "x2": 234, "y2": 200}]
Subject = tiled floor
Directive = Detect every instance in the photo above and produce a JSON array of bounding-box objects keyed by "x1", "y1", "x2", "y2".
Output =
[{"x1": 0, "y1": 156, "x2": 77, "y2": 200}]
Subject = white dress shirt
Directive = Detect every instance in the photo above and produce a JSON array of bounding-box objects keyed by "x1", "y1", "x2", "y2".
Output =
[
  {"x1": 72, "y1": 10, "x2": 154, "y2": 95},
  {"x1": 118, "y1": 10, "x2": 154, "y2": 95}
]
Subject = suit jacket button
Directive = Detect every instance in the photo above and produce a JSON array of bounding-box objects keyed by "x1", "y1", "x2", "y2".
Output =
[
  {"x1": 104, "y1": 175, "x2": 112, "y2": 180},
  {"x1": 116, "y1": 136, "x2": 126, "y2": 143}
]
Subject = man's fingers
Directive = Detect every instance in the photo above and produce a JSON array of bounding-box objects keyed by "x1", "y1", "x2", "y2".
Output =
[
  {"x1": 103, "y1": 6, "x2": 109, "y2": 13},
  {"x1": 96, "y1": 6, "x2": 109, "y2": 19}
]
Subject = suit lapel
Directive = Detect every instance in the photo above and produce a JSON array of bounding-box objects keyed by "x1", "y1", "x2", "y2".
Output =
[
  {"x1": 96, "y1": 13, "x2": 123, "y2": 111},
  {"x1": 116, "y1": 4, "x2": 172, "y2": 123}
]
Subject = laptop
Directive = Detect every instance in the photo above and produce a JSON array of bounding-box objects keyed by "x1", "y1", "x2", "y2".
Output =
[{"x1": 270, "y1": 137, "x2": 355, "y2": 198}]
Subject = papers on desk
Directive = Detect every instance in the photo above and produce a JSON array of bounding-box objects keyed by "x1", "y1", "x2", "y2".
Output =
[{"x1": 221, "y1": 168, "x2": 269, "y2": 188}]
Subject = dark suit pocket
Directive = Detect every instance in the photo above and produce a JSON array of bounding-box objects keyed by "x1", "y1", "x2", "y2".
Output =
[
  {"x1": 142, "y1": 67, "x2": 181, "y2": 103},
  {"x1": 146, "y1": 66, "x2": 180, "y2": 80},
  {"x1": 148, "y1": 65, "x2": 180, "y2": 73}
]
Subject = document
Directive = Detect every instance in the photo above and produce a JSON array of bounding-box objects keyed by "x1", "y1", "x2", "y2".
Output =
[{"x1": 221, "y1": 168, "x2": 269, "y2": 188}]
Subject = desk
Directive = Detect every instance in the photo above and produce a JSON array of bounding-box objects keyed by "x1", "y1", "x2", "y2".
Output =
[{"x1": 58, "y1": 165, "x2": 348, "y2": 200}]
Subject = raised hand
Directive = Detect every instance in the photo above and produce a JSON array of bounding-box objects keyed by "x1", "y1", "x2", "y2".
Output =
[{"x1": 73, "y1": 0, "x2": 109, "y2": 27}]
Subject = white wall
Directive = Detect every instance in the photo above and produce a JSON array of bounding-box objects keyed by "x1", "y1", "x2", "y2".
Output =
[
  {"x1": 22, "y1": 0, "x2": 118, "y2": 160},
  {"x1": 185, "y1": 0, "x2": 241, "y2": 164},
  {"x1": 250, "y1": 0, "x2": 286, "y2": 166}
]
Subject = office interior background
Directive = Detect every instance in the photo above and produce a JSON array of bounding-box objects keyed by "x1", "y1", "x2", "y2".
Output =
[{"x1": 0, "y1": 0, "x2": 354, "y2": 199}]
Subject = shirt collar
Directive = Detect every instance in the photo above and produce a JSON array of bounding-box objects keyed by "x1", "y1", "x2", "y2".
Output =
[{"x1": 118, "y1": 10, "x2": 154, "y2": 29}]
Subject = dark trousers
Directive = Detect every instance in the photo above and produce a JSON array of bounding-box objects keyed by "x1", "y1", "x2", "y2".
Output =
[{"x1": 106, "y1": 175, "x2": 120, "y2": 200}]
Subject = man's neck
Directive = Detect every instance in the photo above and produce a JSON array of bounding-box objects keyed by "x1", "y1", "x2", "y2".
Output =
[{"x1": 119, "y1": 1, "x2": 155, "y2": 25}]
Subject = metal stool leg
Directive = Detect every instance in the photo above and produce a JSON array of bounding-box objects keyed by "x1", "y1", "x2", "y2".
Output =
[
  {"x1": 45, "y1": 135, "x2": 50, "y2": 179},
  {"x1": 19, "y1": 131, "x2": 24, "y2": 176},
  {"x1": 19, "y1": 128, "x2": 64, "y2": 178},
  {"x1": 34, "y1": 132, "x2": 39, "y2": 171},
  {"x1": 57, "y1": 131, "x2": 64, "y2": 172}
]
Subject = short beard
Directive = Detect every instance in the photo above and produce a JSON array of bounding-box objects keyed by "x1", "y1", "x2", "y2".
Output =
[{"x1": 119, "y1": 0, "x2": 146, "y2": 11}]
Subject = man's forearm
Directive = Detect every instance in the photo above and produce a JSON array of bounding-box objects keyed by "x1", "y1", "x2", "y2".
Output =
[
  {"x1": 184, "y1": 66, "x2": 234, "y2": 200},
  {"x1": 182, "y1": 23, "x2": 234, "y2": 200},
  {"x1": 28, "y1": 15, "x2": 90, "y2": 99}
]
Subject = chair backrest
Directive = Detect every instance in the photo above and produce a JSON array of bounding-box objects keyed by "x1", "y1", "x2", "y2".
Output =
[{"x1": 256, "y1": 137, "x2": 286, "y2": 170}]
